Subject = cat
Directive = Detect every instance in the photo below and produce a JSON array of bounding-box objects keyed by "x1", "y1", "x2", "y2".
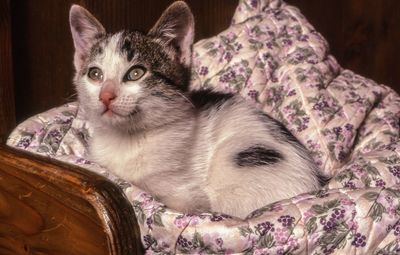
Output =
[{"x1": 69, "y1": 1, "x2": 326, "y2": 219}]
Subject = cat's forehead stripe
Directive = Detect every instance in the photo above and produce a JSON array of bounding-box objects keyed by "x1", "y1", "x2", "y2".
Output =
[
  {"x1": 121, "y1": 38, "x2": 134, "y2": 62},
  {"x1": 118, "y1": 31, "x2": 138, "y2": 62}
]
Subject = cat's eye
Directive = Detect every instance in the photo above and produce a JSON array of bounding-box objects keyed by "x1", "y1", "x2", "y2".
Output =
[
  {"x1": 88, "y1": 67, "x2": 103, "y2": 81},
  {"x1": 124, "y1": 66, "x2": 146, "y2": 82}
]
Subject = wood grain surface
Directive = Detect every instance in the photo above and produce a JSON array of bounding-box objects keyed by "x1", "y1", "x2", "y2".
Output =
[
  {"x1": 0, "y1": 0, "x2": 15, "y2": 143},
  {"x1": 0, "y1": 145, "x2": 143, "y2": 255}
]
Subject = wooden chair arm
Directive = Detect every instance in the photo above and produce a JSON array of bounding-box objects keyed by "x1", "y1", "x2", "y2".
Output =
[{"x1": 0, "y1": 145, "x2": 143, "y2": 255}]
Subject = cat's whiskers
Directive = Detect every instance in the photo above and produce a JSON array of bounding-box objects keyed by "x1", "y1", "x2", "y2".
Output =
[
  {"x1": 176, "y1": 91, "x2": 194, "y2": 108},
  {"x1": 64, "y1": 92, "x2": 78, "y2": 103}
]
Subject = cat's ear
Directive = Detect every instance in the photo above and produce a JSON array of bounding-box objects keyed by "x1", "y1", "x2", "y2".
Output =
[
  {"x1": 148, "y1": 1, "x2": 194, "y2": 66},
  {"x1": 69, "y1": 5, "x2": 105, "y2": 69}
]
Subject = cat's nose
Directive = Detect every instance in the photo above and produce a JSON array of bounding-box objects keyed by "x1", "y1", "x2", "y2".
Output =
[{"x1": 99, "y1": 91, "x2": 116, "y2": 107}]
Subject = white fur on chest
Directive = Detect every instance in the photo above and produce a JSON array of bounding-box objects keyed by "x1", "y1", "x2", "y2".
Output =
[
  {"x1": 89, "y1": 121, "x2": 196, "y2": 184},
  {"x1": 90, "y1": 129, "x2": 149, "y2": 181}
]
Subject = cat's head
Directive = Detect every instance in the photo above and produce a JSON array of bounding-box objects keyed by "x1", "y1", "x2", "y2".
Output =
[{"x1": 69, "y1": 2, "x2": 194, "y2": 131}]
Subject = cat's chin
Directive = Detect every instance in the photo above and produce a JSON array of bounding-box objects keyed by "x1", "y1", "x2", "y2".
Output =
[
  {"x1": 96, "y1": 109, "x2": 138, "y2": 129},
  {"x1": 96, "y1": 109, "x2": 127, "y2": 125},
  {"x1": 100, "y1": 106, "x2": 138, "y2": 119}
]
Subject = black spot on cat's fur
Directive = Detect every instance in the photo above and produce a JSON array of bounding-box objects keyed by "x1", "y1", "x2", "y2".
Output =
[
  {"x1": 235, "y1": 146, "x2": 283, "y2": 167},
  {"x1": 190, "y1": 89, "x2": 234, "y2": 110},
  {"x1": 259, "y1": 113, "x2": 329, "y2": 185}
]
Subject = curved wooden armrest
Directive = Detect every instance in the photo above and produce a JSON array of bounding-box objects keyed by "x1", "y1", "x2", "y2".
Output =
[{"x1": 0, "y1": 145, "x2": 143, "y2": 255}]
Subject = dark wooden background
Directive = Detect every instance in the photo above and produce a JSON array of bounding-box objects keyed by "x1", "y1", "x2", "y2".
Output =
[
  {"x1": 1, "y1": 0, "x2": 400, "y2": 140},
  {"x1": 0, "y1": 0, "x2": 15, "y2": 143}
]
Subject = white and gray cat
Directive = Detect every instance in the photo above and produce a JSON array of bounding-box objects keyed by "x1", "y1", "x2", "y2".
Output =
[{"x1": 69, "y1": 2, "x2": 326, "y2": 219}]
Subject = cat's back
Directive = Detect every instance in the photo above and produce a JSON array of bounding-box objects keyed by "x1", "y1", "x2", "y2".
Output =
[
  {"x1": 188, "y1": 89, "x2": 320, "y2": 217},
  {"x1": 189, "y1": 89, "x2": 280, "y2": 145},
  {"x1": 188, "y1": 89, "x2": 293, "y2": 178}
]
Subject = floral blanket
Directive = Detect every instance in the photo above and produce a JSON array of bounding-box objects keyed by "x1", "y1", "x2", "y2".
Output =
[{"x1": 7, "y1": 0, "x2": 400, "y2": 254}]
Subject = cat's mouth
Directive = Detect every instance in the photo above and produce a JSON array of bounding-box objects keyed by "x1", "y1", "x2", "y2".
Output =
[
  {"x1": 101, "y1": 108, "x2": 138, "y2": 118},
  {"x1": 101, "y1": 109, "x2": 125, "y2": 118}
]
